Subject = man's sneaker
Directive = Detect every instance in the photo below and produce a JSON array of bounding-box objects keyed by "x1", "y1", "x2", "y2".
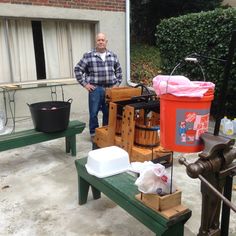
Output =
[{"x1": 90, "y1": 134, "x2": 95, "y2": 142}]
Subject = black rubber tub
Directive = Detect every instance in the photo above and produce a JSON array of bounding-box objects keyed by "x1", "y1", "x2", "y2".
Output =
[{"x1": 28, "y1": 99, "x2": 72, "y2": 133}]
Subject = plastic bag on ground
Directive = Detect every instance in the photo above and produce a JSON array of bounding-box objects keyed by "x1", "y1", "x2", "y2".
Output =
[{"x1": 153, "y1": 75, "x2": 215, "y2": 98}]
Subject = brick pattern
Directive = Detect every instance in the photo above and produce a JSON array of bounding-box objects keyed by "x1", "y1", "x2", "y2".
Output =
[{"x1": 0, "y1": 0, "x2": 125, "y2": 12}]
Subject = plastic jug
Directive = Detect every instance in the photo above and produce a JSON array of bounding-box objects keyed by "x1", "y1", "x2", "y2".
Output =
[
  {"x1": 232, "y1": 118, "x2": 236, "y2": 134},
  {"x1": 220, "y1": 116, "x2": 229, "y2": 133},
  {"x1": 223, "y1": 119, "x2": 234, "y2": 136}
]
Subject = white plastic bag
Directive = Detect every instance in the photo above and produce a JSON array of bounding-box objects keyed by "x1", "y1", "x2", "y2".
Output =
[{"x1": 134, "y1": 163, "x2": 176, "y2": 195}]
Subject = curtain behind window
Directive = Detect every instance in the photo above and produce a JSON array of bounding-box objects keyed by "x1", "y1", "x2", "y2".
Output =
[
  {"x1": 7, "y1": 19, "x2": 37, "y2": 82},
  {"x1": 42, "y1": 21, "x2": 94, "y2": 79},
  {"x1": 0, "y1": 20, "x2": 11, "y2": 83},
  {"x1": 42, "y1": 21, "x2": 71, "y2": 79},
  {"x1": 70, "y1": 22, "x2": 95, "y2": 69},
  {"x1": 0, "y1": 19, "x2": 37, "y2": 83},
  {"x1": 0, "y1": 19, "x2": 94, "y2": 83}
]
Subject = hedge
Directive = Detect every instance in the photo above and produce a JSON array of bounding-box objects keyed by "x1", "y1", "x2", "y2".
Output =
[{"x1": 156, "y1": 8, "x2": 236, "y2": 118}]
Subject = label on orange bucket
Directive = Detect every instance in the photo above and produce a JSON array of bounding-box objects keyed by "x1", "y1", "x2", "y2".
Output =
[{"x1": 176, "y1": 109, "x2": 210, "y2": 146}]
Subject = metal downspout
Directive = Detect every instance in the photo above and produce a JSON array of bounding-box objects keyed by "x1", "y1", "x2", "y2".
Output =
[{"x1": 125, "y1": 0, "x2": 136, "y2": 87}]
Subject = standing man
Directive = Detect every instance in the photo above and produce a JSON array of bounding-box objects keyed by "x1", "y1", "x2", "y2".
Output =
[{"x1": 74, "y1": 32, "x2": 122, "y2": 140}]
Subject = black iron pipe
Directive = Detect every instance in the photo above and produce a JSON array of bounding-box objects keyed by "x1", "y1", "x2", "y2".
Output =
[
  {"x1": 179, "y1": 157, "x2": 236, "y2": 212},
  {"x1": 220, "y1": 175, "x2": 233, "y2": 236},
  {"x1": 214, "y1": 30, "x2": 236, "y2": 135}
]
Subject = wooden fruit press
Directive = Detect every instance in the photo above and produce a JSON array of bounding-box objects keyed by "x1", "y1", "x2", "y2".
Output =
[{"x1": 94, "y1": 85, "x2": 172, "y2": 164}]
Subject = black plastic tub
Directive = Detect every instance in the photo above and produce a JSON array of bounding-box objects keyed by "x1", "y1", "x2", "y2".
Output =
[{"x1": 28, "y1": 99, "x2": 72, "y2": 133}]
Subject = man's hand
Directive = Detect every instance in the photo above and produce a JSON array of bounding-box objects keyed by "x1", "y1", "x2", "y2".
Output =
[{"x1": 85, "y1": 84, "x2": 96, "y2": 92}]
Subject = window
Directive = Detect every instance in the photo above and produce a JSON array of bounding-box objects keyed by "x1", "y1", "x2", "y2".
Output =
[
  {"x1": 32, "y1": 21, "x2": 46, "y2": 80},
  {"x1": 0, "y1": 18, "x2": 95, "y2": 83}
]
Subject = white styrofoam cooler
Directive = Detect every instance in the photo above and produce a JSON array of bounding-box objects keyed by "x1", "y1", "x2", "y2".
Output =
[{"x1": 85, "y1": 146, "x2": 130, "y2": 178}]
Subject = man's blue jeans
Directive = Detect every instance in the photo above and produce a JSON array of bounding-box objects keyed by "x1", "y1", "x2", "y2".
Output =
[{"x1": 88, "y1": 86, "x2": 109, "y2": 136}]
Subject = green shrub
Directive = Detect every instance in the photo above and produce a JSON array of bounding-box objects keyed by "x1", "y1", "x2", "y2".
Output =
[
  {"x1": 156, "y1": 8, "x2": 236, "y2": 118},
  {"x1": 130, "y1": 44, "x2": 162, "y2": 85}
]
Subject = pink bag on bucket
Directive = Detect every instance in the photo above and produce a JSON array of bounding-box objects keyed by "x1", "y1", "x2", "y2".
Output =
[{"x1": 153, "y1": 75, "x2": 215, "y2": 98}]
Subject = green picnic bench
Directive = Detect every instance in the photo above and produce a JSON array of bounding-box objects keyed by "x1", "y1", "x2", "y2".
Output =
[
  {"x1": 0, "y1": 120, "x2": 86, "y2": 156},
  {"x1": 75, "y1": 157, "x2": 192, "y2": 236}
]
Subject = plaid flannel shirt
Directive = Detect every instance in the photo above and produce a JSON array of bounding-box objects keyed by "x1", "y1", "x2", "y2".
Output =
[{"x1": 74, "y1": 49, "x2": 122, "y2": 87}]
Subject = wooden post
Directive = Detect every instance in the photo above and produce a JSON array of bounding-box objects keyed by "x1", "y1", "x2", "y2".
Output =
[
  {"x1": 107, "y1": 102, "x2": 117, "y2": 145},
  {"x1": 121, "y1": 105, "x2": 135, "y2": 157}
]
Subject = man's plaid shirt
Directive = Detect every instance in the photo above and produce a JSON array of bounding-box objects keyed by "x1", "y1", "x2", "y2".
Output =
[{"x1": 74, "y1": 49, "x2": 122, "y2": 87}]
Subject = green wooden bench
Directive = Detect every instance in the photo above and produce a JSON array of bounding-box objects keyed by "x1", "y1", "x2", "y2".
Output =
[
  {"x1": 75, "y1": 157, "x2": 192, "y2": 236},
  {"x1": 0, "y1": 120, "x2": 86, "y2": 156}
]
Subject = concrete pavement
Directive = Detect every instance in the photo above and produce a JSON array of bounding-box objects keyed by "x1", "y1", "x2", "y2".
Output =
[{"x1": 0, "y1": 112, "x2": 235, "y2": 236}]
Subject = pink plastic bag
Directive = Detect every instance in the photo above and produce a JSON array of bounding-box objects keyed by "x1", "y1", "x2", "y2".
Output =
[{"x1": 153, "y1": 75, "x2": 215, "y2": 98}]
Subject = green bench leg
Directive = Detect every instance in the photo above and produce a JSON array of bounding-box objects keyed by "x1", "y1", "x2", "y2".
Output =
[
  {"x1": 78, "y1": 176, "x2": 101, "y2": 205},
  {"x1": 91, "y1": 186, "x2": 101, "y2": 200},
  {"x1": 66, "y1": 137, "x2": 70, "y2": 154},
  {"x1": 78, "y1": 176, "x2": 90, "y2": 205},
  {"x1": 66, "y1": 135, "x2": 76, "y2": 156},
  {"x1": 161, "y1": 223, "x2": 185, "y2": 236}
]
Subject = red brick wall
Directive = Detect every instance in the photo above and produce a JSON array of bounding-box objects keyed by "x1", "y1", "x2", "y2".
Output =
[{"x1": 0, "y1": 0, "x2": 125, "y2": 12}]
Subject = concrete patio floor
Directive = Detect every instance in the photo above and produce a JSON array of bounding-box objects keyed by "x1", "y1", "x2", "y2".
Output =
[{"x1": 0, "y1": 111, "x2": 235, "y2": 236}]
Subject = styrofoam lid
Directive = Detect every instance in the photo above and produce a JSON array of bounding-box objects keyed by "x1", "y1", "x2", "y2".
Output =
[
  {"x1": 88, "y1": 146, "x2": 128, "y2": 161},
  {"x1": 86, "y1": 146, "x2": 130, "y2": 178}
]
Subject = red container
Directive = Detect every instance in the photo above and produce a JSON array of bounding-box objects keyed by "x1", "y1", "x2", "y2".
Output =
[{"x1": 160, "y1": 89, "x2": 214, "y2": 153}]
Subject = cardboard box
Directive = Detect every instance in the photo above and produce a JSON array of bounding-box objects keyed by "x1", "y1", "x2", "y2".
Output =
[{"x1": 140, "y1": 190, "x2": 182, "y2": 211}]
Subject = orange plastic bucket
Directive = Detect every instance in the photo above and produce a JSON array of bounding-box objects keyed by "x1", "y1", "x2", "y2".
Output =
[{"x1": 160, "y1": 89, "x2": 214, "y2": 152}]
